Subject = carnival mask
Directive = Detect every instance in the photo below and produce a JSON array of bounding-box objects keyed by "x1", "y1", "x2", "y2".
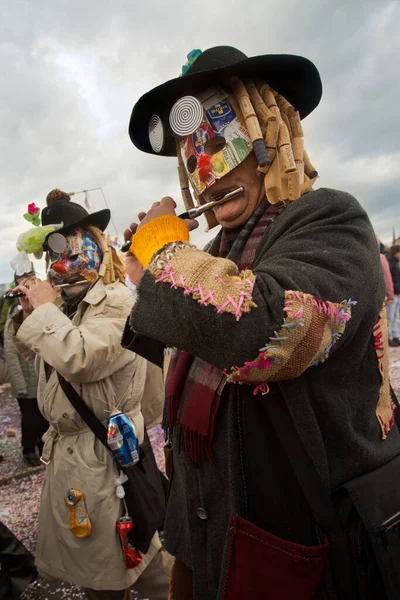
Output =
[
  {"x1": 47, "y1": 228, "x2": 101, "y2": 285},
  {"x1": 149, "y1": 87, "x2": 252, "y2": 196}
]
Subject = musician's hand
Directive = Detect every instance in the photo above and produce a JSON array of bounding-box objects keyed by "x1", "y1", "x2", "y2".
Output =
[
  {"x1": 137, "y1": 197, "x2": 199, "y2": 232},
  {"x1": 123, "y1": 223, "x2": 144, "y2": 285},
  {"x1": 19, "y1": 279, "x2": 57, "y2": 310},
  {"x1": 11, "y1": 278, "x2": 35, "y2": 318}
]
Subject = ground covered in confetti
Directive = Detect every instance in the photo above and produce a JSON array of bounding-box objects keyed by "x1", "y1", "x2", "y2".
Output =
[{"x1": 2, "y1": 347, "x2": 400, "y2": 599}]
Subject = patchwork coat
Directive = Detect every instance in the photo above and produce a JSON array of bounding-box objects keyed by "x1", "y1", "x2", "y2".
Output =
[{"x1": 123, "y1": 188, "x2": 400, "y2": 599}]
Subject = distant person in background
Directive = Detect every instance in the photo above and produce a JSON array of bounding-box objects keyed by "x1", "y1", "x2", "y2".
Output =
[
  {"x1": 3, "y1": 266, "x2": 48, "y2": 467},
  {"x1": 377, "y1": 237, "x2": 394, "y2": 305},
  {"x1": 0, "y1": 290, "x2": 11, "y2": 386},
  {"x1": 387, "y1": 245, "x2": 400, "y2": 347}
]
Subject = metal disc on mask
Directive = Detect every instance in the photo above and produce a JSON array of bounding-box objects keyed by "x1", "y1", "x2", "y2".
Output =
[
  {"x1": 47, "y1": 232, "x2": 68, "y2": 254},
  {"x1": 169, "y1": 96, "x2": 204, "y2": 136},
  {"x1": 148, "y1": 115, "x2": 164, "y2": 153}
]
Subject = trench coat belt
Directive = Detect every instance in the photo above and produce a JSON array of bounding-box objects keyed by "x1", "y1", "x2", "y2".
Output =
[
  {"x1": 40, "y1": 427, "x2": 59, "y2": 465},
  {"x1": 39, "y1": 422, "x2": 108, "y2": 465}
]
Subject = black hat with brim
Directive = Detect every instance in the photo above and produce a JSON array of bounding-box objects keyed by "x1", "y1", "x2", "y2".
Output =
[
  {"x1": 41, "y1": 189, "x2": 110, "y2": 237},
  {"x1": 129, "y1": 46, "x2": 322, "y2": 157}
]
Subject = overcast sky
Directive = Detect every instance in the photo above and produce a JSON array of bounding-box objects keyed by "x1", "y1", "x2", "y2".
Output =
[{"x1": 1, "y1": 0, "x2": 399, "y2": 283}]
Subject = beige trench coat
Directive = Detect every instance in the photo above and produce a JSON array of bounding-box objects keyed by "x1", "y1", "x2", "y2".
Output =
[{"x1": 7, "y1": 279, "x2": 164, "y2": 591}]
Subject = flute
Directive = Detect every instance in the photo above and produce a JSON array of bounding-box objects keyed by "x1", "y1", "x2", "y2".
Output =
[
  {"x1": 120, "y1": 187, "x2": 244, "y2": 253},
  {"x1": 3, "y1": 281, "x2": 88, "y2": 300}
]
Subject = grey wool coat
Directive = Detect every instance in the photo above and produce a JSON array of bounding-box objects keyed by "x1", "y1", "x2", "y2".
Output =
[{"x1": 123, "y1": 188, "x2": 400, "y2": 599}]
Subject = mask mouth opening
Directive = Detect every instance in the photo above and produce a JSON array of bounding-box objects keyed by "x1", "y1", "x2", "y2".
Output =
[{"x1": 210, "y1": 187, "x2": 244, "y2": 203}]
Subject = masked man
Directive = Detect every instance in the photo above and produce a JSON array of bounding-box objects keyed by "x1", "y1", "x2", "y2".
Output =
[
  {"x1": 122, "y1": 47, "x2": 400, "y2": 599},
  {"x1": 7, "y1": 190, "x2": 172, "y2": 600},
  {"x1": 4, "y1": 260, "x2": 47, "y2": 467}
]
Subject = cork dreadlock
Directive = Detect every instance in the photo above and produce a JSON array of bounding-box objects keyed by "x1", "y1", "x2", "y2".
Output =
[
  {"x1": 176, "y1": 78, "x2": 318, "y2": 229},
  {"x1": 87, "y1": 226, "x2": 125, "y2": 284}
]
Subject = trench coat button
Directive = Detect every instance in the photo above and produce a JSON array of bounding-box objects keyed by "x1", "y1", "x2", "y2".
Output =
[
  {"x1": 196, "y1": 507, "x2": 208, "y2": 520},
  {"x1": 43, "y1": 325, "x2": 54, "y2": 333},
  {"x1": 67, "y1": 447, "x2": 73, "y2": 454},
  {"x1": 62, "y1": 413, "x2": 69, "y2": 419}
]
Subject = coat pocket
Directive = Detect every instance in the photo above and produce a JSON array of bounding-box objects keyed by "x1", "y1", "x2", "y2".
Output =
[{"x1": 220, "y1": 515, "x2": 328, "y2": 600}]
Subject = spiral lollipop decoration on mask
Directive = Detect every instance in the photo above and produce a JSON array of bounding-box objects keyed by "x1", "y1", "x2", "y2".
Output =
[
  {"x1": 148, "y1": 115, "x2": 165, "y2": 153},
  {"x1": 169, "y1": 96, "x2": 204, "y2": 136}
]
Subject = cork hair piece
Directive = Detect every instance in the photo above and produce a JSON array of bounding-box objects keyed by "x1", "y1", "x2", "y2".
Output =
[
  {"x1": 240, "y1": 79, "x2": 318, "y2": 204},
  {"x1": 87, "y1": 226, "x2": 126, "y2": 284}
]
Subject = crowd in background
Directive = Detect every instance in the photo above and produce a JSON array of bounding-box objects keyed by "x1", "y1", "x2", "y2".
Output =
[{"x1": 378, "y1": 239, "x2": 400, "y2": 346}]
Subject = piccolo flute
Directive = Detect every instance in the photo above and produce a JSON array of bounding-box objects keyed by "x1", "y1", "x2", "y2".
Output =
[
  {"x1": 3, "y1": 281, "x2": 88, "y2": 299},
  {"x1": 120, "y1": 186, "x2": 244, "y2": 253}
]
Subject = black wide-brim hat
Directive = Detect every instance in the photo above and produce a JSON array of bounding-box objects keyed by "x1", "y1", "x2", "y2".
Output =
[
  {"x1": 41, "y1": 189, "x2": 110, "y2": 236},
  {"x1": 129, "y1": 46, "x2": 322, "y2": 156}
]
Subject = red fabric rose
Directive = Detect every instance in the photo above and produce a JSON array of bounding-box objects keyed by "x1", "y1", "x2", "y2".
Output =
[{"x1": 27, "y1": 203, "x2": 40, "y2": 215}]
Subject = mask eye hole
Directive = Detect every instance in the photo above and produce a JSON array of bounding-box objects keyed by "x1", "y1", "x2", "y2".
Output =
[
  {"x1": 69, "y1": 254, "x2": 79, "y2": 261},
  {"x1": 204, "y1": 136, "x2": 226, "y2": 156},
  {"x1": 49, "y1": 250, "x2": 61, "y2": 262},
  {"x1": 187, "y1": 155, "x2": 197, "y2": 174}
]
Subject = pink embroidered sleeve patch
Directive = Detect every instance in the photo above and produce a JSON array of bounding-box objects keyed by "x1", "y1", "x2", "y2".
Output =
[
  {"x1": 226, "y1": 290, "x2": 354, "y2": 393},
  {"x1": 149, "y1": 243, "x2": 257, "y2": 320},
  {"x1": 373, "y1": 307, "x2": 396, "y2": 439}
]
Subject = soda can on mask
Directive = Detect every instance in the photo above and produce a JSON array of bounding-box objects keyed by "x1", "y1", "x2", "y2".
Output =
[{"x1": 107, "y1": 412, "x2": 140, "y2": 467}]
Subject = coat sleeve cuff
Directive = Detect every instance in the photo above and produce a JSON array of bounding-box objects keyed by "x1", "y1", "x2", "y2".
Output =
[{"x1": 129, "y1": 215, "x2": 190, "y2": 268}]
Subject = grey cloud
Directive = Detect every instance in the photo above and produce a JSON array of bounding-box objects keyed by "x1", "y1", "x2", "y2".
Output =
[{"x1": 0, "y1": 0, "x2": 399, "y2": 285}]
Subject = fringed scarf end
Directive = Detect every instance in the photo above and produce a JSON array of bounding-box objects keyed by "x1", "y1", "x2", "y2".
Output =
[{"x1": 182, "y1": 425, "x2": 215, "y2": 465}]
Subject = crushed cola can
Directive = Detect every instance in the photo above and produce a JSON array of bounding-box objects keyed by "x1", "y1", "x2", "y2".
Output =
[
  {"x1": 116, "y1": 515, "x2": 142, "y2": 568},
  {"x1": 107, "y1": 412, "x2": 140, "y2": 467}
]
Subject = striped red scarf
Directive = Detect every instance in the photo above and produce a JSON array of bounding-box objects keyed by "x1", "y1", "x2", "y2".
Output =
[{"x1": 165, "y1": 199, "x2": 281, "y2": 463}]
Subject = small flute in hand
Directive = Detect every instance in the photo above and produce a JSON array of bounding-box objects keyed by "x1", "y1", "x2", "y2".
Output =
[
  {"x1": 121, "y1": 187, "x2": 244, "y2": 253},
  {"x1": 3, "y1": 281, "x2": 88, "y2": 299}
]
